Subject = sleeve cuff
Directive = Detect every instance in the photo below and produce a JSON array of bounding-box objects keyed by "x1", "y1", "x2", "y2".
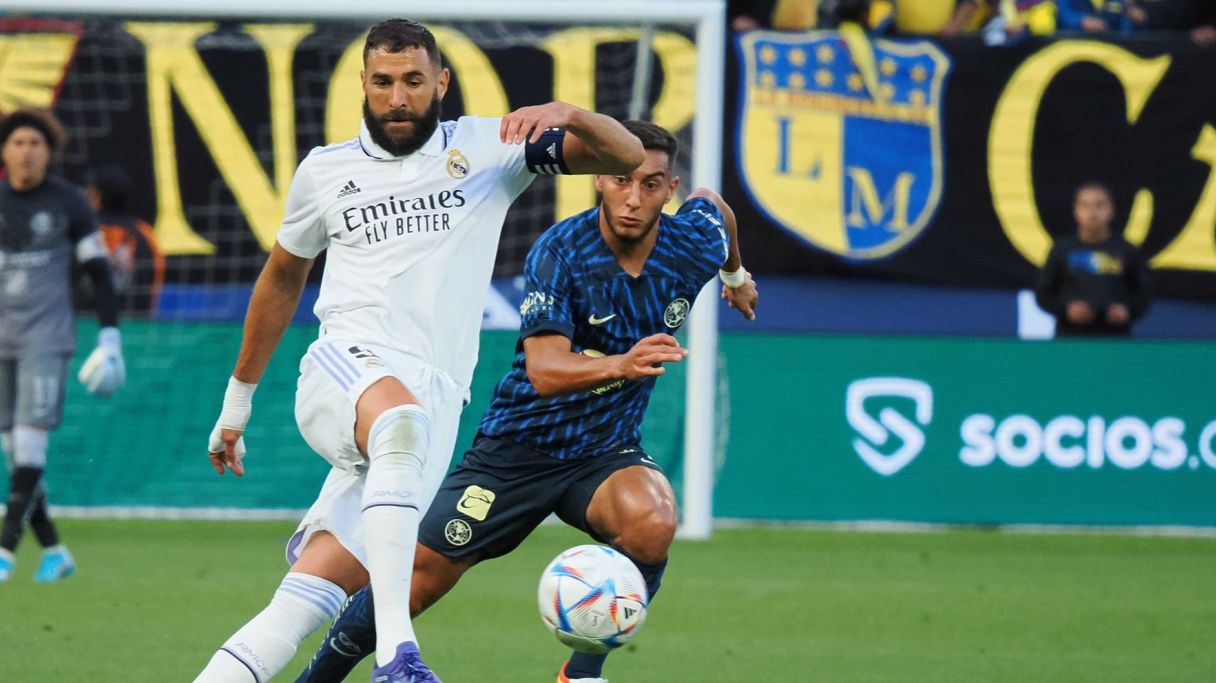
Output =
[{"x1": 521, "y1": 320, "x2": 575, "y2": 340}]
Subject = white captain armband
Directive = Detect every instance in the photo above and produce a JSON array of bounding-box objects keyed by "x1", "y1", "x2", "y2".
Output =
[
  {"x1": 75, "y1": 232, "x2": 108, "y2": 262},
  {"x1": 524, "y1": 128, "x2": 571, "y2": 175}
]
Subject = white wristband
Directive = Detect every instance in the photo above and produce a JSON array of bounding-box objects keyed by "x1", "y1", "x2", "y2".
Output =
[
  {"x1": 218, "y1": 376, "x2": 258, "y2": 431},
  {"x1": 719, "y1": 267, "x2": 747, "y2": 289}
]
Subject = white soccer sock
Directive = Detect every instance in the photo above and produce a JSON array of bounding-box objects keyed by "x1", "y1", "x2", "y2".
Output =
[
  {"x1": 361, "y1": 404, "x2": 431, "y2": 666},
  {"x1": 194, "y1": 572, "x2": 346, "y2": 683}
]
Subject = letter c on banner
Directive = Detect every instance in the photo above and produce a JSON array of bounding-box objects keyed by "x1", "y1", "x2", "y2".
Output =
[{"x1": 988, "y1": 42, "x2": 1170, "y2": 266}]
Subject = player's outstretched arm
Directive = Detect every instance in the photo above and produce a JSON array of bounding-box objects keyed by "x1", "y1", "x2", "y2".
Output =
[
  {"x1": 524, "y1": 332, "x2": 687, "y2": 398},
  {"x1": 75, "y1": 233, "x2": 127, "y2": 396},
  {"x1": 688, "y1": 187, "x2": 759, "y2": 321},
  {"x1": 207, "y1": 244, "x2": 314, "y2": 476},
  {"x1": 500, "y1": 101, "x2": 643, "y2": 175}
]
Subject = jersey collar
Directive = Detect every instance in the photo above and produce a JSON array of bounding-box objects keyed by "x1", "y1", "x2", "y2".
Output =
[{"x1": 358, "y1": 119, "x2": 446, "y2": 161}]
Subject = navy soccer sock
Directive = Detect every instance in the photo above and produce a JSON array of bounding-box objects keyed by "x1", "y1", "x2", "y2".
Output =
[
  {"x1": 294, "y1": 586, "x2": 377, "y2": 683},
  {"x1": 565, "y1": 551, "x2": 668, "y2": 680}
]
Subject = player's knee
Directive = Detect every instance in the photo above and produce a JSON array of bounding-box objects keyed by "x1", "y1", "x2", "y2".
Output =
[
  {"x1": 12, "y1": 425, "x2": 48, "y2": 468},
  {"x1": 612, "y1": 509, "x2": 677, "y2": 564},
  {"x1": 366, "y1": 405, "x2": 430, "y2": 471}
]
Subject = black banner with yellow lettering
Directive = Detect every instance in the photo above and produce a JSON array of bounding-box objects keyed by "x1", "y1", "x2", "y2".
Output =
[
  {"x1": 8, "y1": 18, "x2": 1216, "y2": 300},
  {"x1": 727, "y1": 31, "x2": 1216, "y2": 300},
  {"x1": 8, "y1": 17, "x2": 696, "y2": 287}
]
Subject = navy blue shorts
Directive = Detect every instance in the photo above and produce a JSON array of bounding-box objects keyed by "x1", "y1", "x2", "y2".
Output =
[{"x1": 418, "y1": 435, "x2": 664, "y2": 563}]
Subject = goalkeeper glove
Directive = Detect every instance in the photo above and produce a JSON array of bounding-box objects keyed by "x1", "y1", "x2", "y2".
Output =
[
  {"x1": 78, "y1": 327, "x2": 125, "y2": 397},
  {"x1": 208, "y1": 377, "x2": 257, "y2": 474}
]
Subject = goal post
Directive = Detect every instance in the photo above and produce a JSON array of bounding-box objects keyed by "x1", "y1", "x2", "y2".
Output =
[{"x1": 20, "y1": 0, "x2": 726, "y2": 538}]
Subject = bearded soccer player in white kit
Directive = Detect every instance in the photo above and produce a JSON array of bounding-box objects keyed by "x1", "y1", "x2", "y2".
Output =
[{"x1": 197, "y1": 19, "x2": 643, "y2": 683}]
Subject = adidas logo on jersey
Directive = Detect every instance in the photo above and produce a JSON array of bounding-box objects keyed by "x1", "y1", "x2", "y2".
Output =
[
  {"x1": 336, "y1": 180, "x2": 361, "y2": 199},
  {"x1": 546, "y1": 143, "x2": 557, "y2": 160}
]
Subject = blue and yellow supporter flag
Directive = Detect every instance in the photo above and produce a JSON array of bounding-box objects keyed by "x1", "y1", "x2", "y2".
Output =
[{"x1": 735, "y1": 29, "x2": 951, "y2": 260}]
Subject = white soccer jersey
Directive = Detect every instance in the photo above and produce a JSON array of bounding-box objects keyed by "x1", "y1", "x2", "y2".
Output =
[{"x1": 278, "y1": 116, "x2": 552, "y2": 392}]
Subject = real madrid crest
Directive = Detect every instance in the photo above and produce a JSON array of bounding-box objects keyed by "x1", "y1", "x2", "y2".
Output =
[
  {"x1": 446, "y1": 148, "x2": 470, "y2": 179},
  {"x1": 664, "y1": 297, "x2": 691, "y2": 328}
]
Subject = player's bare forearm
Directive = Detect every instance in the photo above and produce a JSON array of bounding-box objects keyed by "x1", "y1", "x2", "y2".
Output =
[
  {"x1": 524, "y1": 334, "x2": 624, "y2": 397},
  {"x1": 232, "y1": 243, "x2": 314, "y2": 384},
  {"x1": 562, "y1": 108, "x2": 645, "y2": 175},
  {"x1": 524, "y1": 333, "x2": 685, "y2": 397}
]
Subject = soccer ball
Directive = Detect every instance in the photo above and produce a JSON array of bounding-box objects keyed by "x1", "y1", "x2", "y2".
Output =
[{"x1": 537, "y1": 545, "x2": 649, "y2": 654}]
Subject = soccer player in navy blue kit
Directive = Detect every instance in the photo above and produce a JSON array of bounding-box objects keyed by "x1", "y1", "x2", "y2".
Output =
[{"x1": 294, "y1": 120, "x2": 757, "y2": 683}]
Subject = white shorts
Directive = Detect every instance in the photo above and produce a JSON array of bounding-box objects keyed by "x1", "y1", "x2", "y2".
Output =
[{"x1": 287, "y1": 339, "x2": 466, "y2": 568}]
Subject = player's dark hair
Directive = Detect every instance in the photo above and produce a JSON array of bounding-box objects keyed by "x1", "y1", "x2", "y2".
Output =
[
  {"x1": 364, "y1": 19, "x2": 442, "y2": 69},
  {"x1": 0, "y1": 108, "x2": 65, "y2": 156},
  {"x1": 622, "y1": 120, "x2": 678, "y2": 168},
  {"x1": 1074, "y1": 180, "x2": 1113, "y2": 204},
  {"x1": 86, "y1": 163, "x2": 134, "y2": 213}
]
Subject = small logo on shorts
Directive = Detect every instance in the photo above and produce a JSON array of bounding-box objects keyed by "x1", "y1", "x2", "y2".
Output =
[
  {"x1": 348, "y1": 345, "x2": 384, "y2": 368},
  {"x1": 457, "y1": 485, "x2": 495, "y2": 521},
  {"x1": 444, "y1": 519, "x2": 473, "y2": 546}
]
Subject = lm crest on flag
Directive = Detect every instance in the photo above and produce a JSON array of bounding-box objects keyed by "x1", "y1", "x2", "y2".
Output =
[{"x1": 736, "y1": 30, "x2": 951, "y2": 260}]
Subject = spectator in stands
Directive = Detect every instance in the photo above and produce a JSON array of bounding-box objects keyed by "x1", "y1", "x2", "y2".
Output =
[
  {"x1": 895, "y1": 0, "x2": 978, "y2": 36},
  {"x1": 1192, "y1": 14, "x2": 1216, "y2": 46},
  {"x1": 1134, "y1": 0, "x2": 1216, "y2": 45},
  {"x1": 729, "y1": 0, "x2": 819, "y2": 31},
  {"x1": 934, "y1": 1, "x2": 1058, "y2": 38},
  {"x1": 84, "y1": 164, "x2": 164, "y2": 316},
  {"x1": 819, "y1": 0, "x2": 895, "y2": 33},
  {"x1": 1035, "y1": 182, "x2": 1151, "y2": 337},
  {"x1": 1058, "y1": 0, "x2": 1148, "y2": 33}
]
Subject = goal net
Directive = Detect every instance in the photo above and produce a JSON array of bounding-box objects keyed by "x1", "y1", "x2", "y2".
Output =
[{"x1": 14, "y1": 0, "x2": 725, "y2": 536}]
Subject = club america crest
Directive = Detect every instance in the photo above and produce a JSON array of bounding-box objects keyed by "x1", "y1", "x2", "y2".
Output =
[{"x1": 664, "y1": 298, "x2": 690, "y2": 328}]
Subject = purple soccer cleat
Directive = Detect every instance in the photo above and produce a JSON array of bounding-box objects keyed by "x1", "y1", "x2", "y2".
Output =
[{"x1": 370, "y1": 641, "x2": 442, "y2": 683}]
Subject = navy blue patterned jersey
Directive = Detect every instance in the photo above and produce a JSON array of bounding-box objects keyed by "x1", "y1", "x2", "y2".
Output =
[{"x1": 478, "y1": 197, "x2": 729, "y2": 460}]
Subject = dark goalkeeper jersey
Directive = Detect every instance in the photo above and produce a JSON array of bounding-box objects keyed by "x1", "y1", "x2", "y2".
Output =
[
  {"x1": 478, "y1": 197, "x2": 729, "y2": 460},
  {"x1": 0, "y1": 176, "x2": 98, "y2": 357}
]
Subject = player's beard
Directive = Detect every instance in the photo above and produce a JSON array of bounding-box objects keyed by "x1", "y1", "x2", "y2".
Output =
[
  {"x1": 602, "y1": 202, "x2": 658, "y2": 243},
  {"x1": 363, "y1": 95, "x2": 442, "y2": 157}
]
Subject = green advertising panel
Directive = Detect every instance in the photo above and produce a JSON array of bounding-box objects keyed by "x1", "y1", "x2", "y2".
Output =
[
  {"x1": 715, "y1": 335, "x2": 1216, "y2": 527},
  {"x1": 12, "y1": 324, "x2": 1214, "y2": 528},
  {"x1": 25, "y1": 323, "x2": 688, "y2": 513}
]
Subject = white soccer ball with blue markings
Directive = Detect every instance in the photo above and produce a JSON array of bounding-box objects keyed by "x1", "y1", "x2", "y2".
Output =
[{"x1": 537, "y1": 545, "x2": 649, "y2": 654}]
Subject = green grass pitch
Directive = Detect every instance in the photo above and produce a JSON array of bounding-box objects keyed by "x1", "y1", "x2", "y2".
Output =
[{"x1": 0, "y1": 520, "x2": 1213, "y2": 681}]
